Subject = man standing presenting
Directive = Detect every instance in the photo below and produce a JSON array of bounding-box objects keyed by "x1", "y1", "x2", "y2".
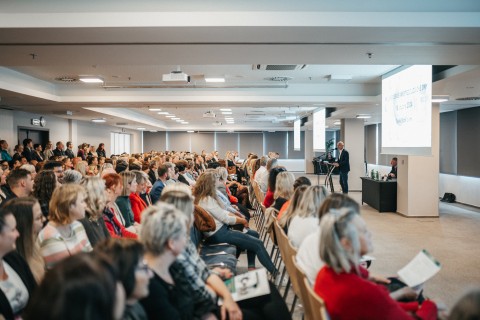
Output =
[{"x1": 334, "y1": 141, "x2": 350, "y2": 194}]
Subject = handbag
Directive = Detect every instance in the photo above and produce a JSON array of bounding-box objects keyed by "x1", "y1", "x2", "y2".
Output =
[{"x1": 194, "y1": 205, "x2": 216, "y2": 232}]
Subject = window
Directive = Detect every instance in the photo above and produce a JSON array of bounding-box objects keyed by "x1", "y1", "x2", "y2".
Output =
[{"x1": 110, "y1": 132, "x2": 131, "y2": 155}]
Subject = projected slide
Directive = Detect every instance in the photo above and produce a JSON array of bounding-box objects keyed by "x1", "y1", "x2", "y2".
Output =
[
  {"x1": 313, "y1": 108, "x2": 326, "y2": 152},
  {"x1": 294, "y1": 119, "x2": 301, "y2": 150},
  {"x1": 382, "y1": 65, "x2": 432, "y2": 156}
]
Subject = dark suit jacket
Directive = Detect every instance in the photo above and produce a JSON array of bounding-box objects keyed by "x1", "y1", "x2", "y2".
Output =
[
  {"x1": 65, "y1": 148, "x2": 75, "y2": 159},
  {"x1": 32, "y1": 151, "x2": 44, "y2": 162},
  {"x1": 21, "y1": 148, "x2": 34, "y2": 162},
  {"x1": 52, "y1": 148, "x2": 65, "y2": 157},
  {"x1": 0, "y1": 251, "x2": 37, "y2": 320},
  {"x1": 150, "y1": 179, "x2": 166, "y2": 204},
  {"x1": 337, "y1": 149, "x2": 350, "y2": 173},
  {"x1": 389, "y1": 166, "x2": 397, "y2": 179},
  {"x1": 177, "y1": 174, "x2": 190, "y2": 186}
]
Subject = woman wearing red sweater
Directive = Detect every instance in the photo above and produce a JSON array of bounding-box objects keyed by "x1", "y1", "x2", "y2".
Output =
[
  {"x1": 129, "y1": 170, "x2": 148, "y2": 223},
  {"x1": 314, "y1": 208, "x2": 437, "y2": 320},
  {"x1": 103, "y1": 173, "x2": 138, "y2": 239}
]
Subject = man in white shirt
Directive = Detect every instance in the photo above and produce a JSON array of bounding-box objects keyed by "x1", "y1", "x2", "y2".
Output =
[{"x1": 254, "y1": 156, "x2": 268, "y2": 190}]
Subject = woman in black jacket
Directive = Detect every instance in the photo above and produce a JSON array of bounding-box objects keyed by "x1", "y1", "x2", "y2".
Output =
[{"x1": 0, "y1": 207, "x2": 37, "y2": 320}]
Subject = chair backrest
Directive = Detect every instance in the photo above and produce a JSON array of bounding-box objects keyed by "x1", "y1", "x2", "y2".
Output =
[
  {"x1": 266, "y1": 209, "x2": 279, "y2": 245},
  {"x1": 291, "y1": 256, "x2": 313, "y2": 320},
  {"x1": 303, "y1": 277, "x2": 329, "y2": 320}
]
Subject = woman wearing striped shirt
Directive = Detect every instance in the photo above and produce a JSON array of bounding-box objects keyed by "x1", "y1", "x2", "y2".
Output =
[{"x1": 37, "y1": 184, "x2": 92, "y2": 269}]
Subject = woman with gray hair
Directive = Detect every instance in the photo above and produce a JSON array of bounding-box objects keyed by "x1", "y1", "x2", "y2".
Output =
[
  {"x1": 314, "y1": 209, "x2": 437, "y2": 319},
  {"x1": 62, "y1": 169, "x2": 83, "y2": 184},
  {"x1": 139, "y1": 203, "x2": 194, "y2": 319}
]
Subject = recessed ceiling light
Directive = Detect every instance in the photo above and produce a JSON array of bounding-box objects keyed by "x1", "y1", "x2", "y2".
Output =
[
  {"x1": 334, "y1": 121, "x2": 341, "y2": 125},
  {"x1": 149, "y1": 108, "x2": 162, "y2": 111},
  {"x1": 187, "y1": 130, "x2": 195, "y2": 133},
  {"x1": 220, "y1": 108, "x2": 232, "y2": 111},
  {"x1": 432, "y1": 95, "x2": 449, "y2": 103},
  {"x1": 205, "y1": 77, "x2": 225, "y2": 83},
  {"x1": 175, "y1": 119, "x2": 183, "y2": 122},
  {"x1": 172, "y1": 117, "x2": 180, "y2": 120},
  {"x1": 356, "y1": 115, "x2": 371, "y2": 119},
  {"x1": 222, "y1": 112, "x2": 232, "y2": 115},
  {"x1": 157, "y1": 112, "x2": 169, "y2": 115},
  {"x1": 166, "y1": 115, "x2": 175, "y2": 118},
  {"x1": 91, "y1": 118, "x2": 106, "y2": 123},
  {"x1": 149, "y1": 130, "x2": 158, "y2": 132},
  {"x1": 137, "y1": 127, "x2": 146, "y2": 130},
  {"x1": 79, "y1": 77, "x2": 103, "y2": 83},
  {"x1": 181, "y1": 122, "x2": 189, "y2": 124}
]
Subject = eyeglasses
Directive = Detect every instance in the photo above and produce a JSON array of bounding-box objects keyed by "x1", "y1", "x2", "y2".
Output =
[{"x1": 136, "y1": 260, "x2": 152, "y2": 274}]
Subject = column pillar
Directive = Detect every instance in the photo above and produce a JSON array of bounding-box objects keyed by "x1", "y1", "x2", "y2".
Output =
[
  {"x1": 397, "y1": 105, "x2": 439, "y2": 217},
  {"x1": 341, "y1": 118, "x2": 365, "y2": 192}
]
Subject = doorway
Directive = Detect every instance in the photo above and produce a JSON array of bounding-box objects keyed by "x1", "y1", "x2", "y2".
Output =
[{"x1": 18, "y1": 127, "x2": 50, "y2": 148}]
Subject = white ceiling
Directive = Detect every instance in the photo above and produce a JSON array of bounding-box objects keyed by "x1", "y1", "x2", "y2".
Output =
[{"x1": 0, "y1": 0, "x2": 479, "y2": 132}]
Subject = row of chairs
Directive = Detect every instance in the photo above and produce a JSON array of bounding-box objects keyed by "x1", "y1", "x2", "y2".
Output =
[{"x1": 249, "y1": 180, "x2": 329, "y2": 320}]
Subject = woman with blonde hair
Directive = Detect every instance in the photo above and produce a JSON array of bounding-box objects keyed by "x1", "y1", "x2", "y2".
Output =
[
  {"x1": 78, "y1": 176, "x2": 111, "y2": 247},
  {"x1": 74, "y1": 161, "x2": 89, "y2": 177},
  {"x1": 194, "y1": 171, "x2": 277, "y2": 274},
  {"x1": 2, "y1": 197, "x2": 46, "y2": 283},
  {"x1": 278, "y1": 185, "x2": 308, "y2": 234},
  {"x1": 37, "y1": 184, "x2": 93, "y2": 269},
  {"x1": 287, "y1": 185, "x2": 327, "y2": 247},
  {"x1": 271, "y1": 171, "x2": 295, "y2": 212}
]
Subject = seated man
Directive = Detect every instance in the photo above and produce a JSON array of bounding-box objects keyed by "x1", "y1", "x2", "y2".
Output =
[{"x1": 388, "y1": 157, "x2": 398, "y2": 180}]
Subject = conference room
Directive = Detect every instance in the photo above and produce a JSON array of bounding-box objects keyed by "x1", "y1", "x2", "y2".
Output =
[{"x1": 1, "y1": 1, "x2": 480, "y2": 318}]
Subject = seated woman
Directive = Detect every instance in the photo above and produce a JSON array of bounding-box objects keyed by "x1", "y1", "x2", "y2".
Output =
[
  {"x1": 32, "y1": 170, "x2": 57, "y2": 220},
  {"x1": 129, "y1": 170, "x2": 149, "y2": 224},
  {"x1": 194, "y1": 171, "x2": 277, "y2": 275},
  {"x1": 296, "y1": 193, "x2": 359, "y2": 285},
  {"x1": 271, "y1": 171, "x2": 295, "y2": 212},
  {"x1": 216, "y1": 167, "x2": 250, "y2": 220},
  {"x1": 115, "y1": 172, "x2": 138, "y2": 228},
  {"x1": 102, "y1": 173, "x2": 138, "y2": 239},
  {"x1": 314, "y1": 208, "x2": 437, "y2": 320},
  {"x1": 37, "y1": 184, "x2": 93, "y2": 269},
  {"x1": 24, "y1": 252, "x2": 125, "y2": 320},
  {"x1": 139, "y1": 203, "x2": 194, "y2": 320},
  {"x1": 2, "y1": 197, "x2": 45, "y2": 283},
  {"x1": 277, "y1": 176, "x2": 311, "y2": 220},
  {"x1": 162, "y1": 184, "x2": 291, "y2": 320},
  {"x1": 263, "y1": 167, "x2": 286, "y2": 208},
  {"x1": 79, "y1": 177, "x2": 111, "y2": 247},
  {"x1": 278, "y1": 185, "x2": 308, "y2": 234},
  {"x1": 0, "y1": 207, "x2": 37, "y2": 320},
  {"x1": 287, "y1": 185, "x2": 327, "y2": 247},
  {"x1": 95, "y1": 238, "x2": 152, "y2": 320}
]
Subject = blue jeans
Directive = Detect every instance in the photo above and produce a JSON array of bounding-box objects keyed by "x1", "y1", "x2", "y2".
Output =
[
  {"x1": 339, "y1": 171, "x2": 349, "y2": 193},
  {"x1": 206, "y1": 225, "x2": 276, "y2": 273}
]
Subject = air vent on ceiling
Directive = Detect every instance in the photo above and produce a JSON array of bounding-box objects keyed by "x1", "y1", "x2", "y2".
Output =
[
  {"x1": 456, "y1": 97, "x2": 480, "y2": 101},
  {"x1": 245, "y1": 113, "x2": 266, "y2": 117},
  {"x1": 116, "y1": 122, "x2": 128, "y2": 126},
  {"x1": 55, "y1": 76, "x2": 79, "y2": 83},
  {"x1": 265, "y1": 77, "x2": 293, "y2": 82},
  {"x1": 212, "y1": 121, "x2": 222, "y2": 126},
  {"x1": 253, "y1": 64, "x2": 306, "y2": 71}
]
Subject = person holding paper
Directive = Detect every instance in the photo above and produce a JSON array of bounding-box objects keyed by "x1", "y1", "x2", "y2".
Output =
[
  {"x1": 333, "y1": 141, "x2": 350, "y2": 194},
  {"x1": 314, "y1": 208, "x2": 438, "y2": 320}
]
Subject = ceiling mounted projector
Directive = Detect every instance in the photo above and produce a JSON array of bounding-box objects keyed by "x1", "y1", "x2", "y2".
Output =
[
  {"x1": 162, "y1": 70, "x2": 190, "y2": 83},
  {"x1": 203, "y1": 111, "x2": 216, "y2": 118}
]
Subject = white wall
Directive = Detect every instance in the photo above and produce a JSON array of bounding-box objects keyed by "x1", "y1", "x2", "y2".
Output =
[
  {"x1": 439, "y1": 174, "x2": 480, "y2": 207},
  {"x1": 76, "y1": 121, "x2": 142, "y2": 155},
  {"x1": 0, "y1": 110, "x2": 142, "y2": 155}
]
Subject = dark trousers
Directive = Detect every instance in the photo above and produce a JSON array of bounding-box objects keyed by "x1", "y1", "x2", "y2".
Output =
[
  {"x1": 339, "y1": 171, "x2": 349, "y2": 193},
  {"x1": 205, "y1": 225, "x2": 275, "y2": 273}
]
